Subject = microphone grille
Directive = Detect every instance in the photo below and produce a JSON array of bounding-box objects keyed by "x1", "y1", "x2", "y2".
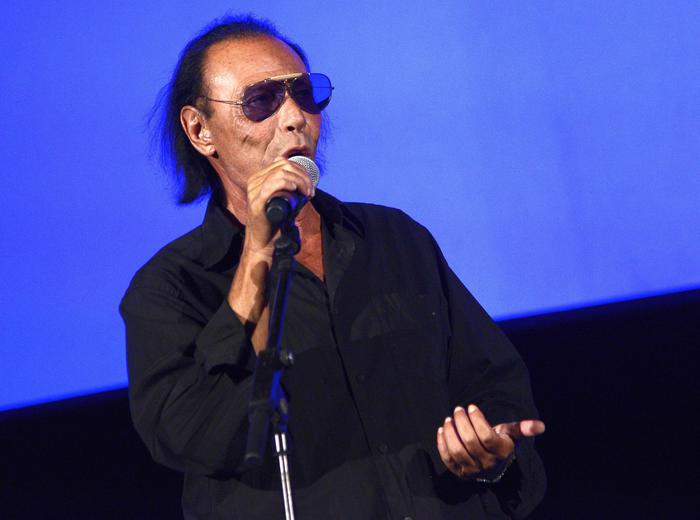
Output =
[{"x1": 288, "y1": 155, "x2": 320, "y2": 187}]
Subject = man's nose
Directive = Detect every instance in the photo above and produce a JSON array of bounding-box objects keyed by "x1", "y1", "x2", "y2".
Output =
[{"x1": 277, "y1": 92, "x2": 307, "y2": 132}]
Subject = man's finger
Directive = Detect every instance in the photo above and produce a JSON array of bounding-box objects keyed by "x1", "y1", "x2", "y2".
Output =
[
  {"x1": 436, "y1": 427, "x2": 459, "y2": 472},
  {"x1": 442, "y1": 417, "x2": 478, "y2": 469},
  {"x1": 437, "y1": 425, "x2": 481, "y2": 480},
  {"x1": 493, "y1": 419, "x2": 546, "y2": 441},
  {"x1": 466, "y1": 404, "x2": 512, "y2": 459},
  {"x1": 453, "y1": 407, "x2": 493, "y2": 469},
  {"x1": 521, "y1": 419, "x2": 546, "y2": 436}
]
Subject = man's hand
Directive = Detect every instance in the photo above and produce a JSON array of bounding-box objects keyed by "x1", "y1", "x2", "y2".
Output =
[
  {"x1": 436, "y1": 404, "x2": 545, "y2": 481},
  {"x1": 241, "y1": 158, "x2": 316, "y2": 256}
]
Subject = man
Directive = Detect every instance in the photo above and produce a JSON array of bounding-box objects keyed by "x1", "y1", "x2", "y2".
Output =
[{"x1": 121, "y1": 15, "x2": 546, "y2": 520}]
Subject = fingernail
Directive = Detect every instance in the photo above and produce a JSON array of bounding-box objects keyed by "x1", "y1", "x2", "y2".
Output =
[
  {"x1": 468, "y1": 404, "x2": 477, "y2": 414},
  {"x1": 438, "y1": 427, "x2": 444, "y2": 435},
  {"x1": 454, "y1": 406, "x2": 464, "y2": 414},
  {"x1": 445, "y1": 416, "x2": 452, "y2": 423}
]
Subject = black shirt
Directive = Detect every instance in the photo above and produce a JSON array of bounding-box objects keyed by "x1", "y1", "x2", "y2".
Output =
[{"x1": 120, "y1": 191, "x2": 545, "y2": 519}]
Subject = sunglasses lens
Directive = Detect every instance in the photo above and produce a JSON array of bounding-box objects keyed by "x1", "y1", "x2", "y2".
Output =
[
  {"x1": 241, "y1": 73, "x2": 333, "y2": 121},
  {"x1": 291, "y1": 73, "x2": 333, "y2": 114},
  {"x1": 241, "y1": 83, "x2": 285, "y2": 122}
]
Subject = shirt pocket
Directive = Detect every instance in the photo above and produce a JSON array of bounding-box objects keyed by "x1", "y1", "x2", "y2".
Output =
[{"x1": 351, "y1": 291, "x2": 451, "y2": 384}]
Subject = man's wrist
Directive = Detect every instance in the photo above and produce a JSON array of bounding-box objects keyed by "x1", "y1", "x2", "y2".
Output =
[{"x1": 476, "y1": 454, "x2": 516, "y2": 484}]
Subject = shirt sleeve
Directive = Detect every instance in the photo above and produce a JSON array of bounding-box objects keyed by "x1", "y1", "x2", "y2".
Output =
[
  {"x1": 120, "y1": 272, "x2": 256, "y2": 478},
  {"x1": 433, "y1": 238, "x2": 547, "y2": 519}
]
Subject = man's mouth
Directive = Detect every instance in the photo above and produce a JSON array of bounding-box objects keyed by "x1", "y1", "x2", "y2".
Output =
[{"x1": 283, "y1": 147, "x2": 310, "y2": 159}]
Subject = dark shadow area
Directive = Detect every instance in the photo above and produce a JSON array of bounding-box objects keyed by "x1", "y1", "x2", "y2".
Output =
[
  {"x1": 504, "y1": 289, "x2": 699, "y2": 519},
  {"x1": 0, "y1": 390, "x2": 182, "y2": 519},
  {"x1": 1, "y1": 289, "x2": 698, "y2": 519}
]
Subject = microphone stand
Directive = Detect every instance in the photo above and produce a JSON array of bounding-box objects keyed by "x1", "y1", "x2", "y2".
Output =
[{"x1": 243, "y1": 218, "x2": 300, "y2": 520}]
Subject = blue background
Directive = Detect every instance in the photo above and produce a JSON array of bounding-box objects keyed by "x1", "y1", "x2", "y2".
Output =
[{"x1": 1, "y1": 1, "x2": 698, "y2": 411}]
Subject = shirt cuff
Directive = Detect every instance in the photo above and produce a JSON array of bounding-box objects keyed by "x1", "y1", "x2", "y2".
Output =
[
  {"x1": 491, "y1": 439, "x2": 547, "y2": 520},
  {"x1": 194, "y1": 300, "x2": 255, "y2": 374}
]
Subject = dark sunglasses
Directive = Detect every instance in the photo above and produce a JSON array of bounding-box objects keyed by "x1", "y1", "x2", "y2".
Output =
[{"x1": 201, "y1": 72, "x2": 333, "y2": 122}]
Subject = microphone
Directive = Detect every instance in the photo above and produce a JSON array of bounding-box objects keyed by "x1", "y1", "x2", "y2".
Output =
[{"x1": 265, "y1": 155, "x2": 320, "y2": 226}]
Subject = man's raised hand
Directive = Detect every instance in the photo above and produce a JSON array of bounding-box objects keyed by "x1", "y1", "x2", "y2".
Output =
[{"x1": 436, "y1": 404, "x2": 545, "y2": 481}]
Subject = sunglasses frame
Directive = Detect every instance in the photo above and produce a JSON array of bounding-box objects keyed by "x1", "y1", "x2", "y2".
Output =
[{"x1": 200, "y1": 72, "x2": 333, "y2": 122}]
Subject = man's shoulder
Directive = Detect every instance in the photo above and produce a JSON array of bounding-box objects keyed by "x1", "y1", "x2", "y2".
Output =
[
  {"x1": 343, "y1": 200, "x2": 405, "y2": 218},
  {"x1": 123, "y1": 224, "x2": 206, "y2": 297},
  {"x1": 314, "y1": 189, "x2": 427, "y2": 232},
  {"x1": 340, "y1": 200, "x2": 430, "y2": 237}
]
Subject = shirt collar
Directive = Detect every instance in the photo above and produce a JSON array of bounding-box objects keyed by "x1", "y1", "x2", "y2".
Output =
[
  {"x1": 199, "y1": 189, "x2": 364, "y2": 269},
  {"x1": 199, "y1": 196, "x2": 243, "y2": 269},
  {"x1": 311, "y1": 189, "x2": 365, "y2": 239}
]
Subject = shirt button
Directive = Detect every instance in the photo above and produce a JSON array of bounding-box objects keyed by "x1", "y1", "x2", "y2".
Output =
[
  {"x1": 378, "y1": 443, "x2": 388, "y2": 454},
  {"x1": 355, "y1": 373, "x2": 366, "y2": 383},
  {"x1": 402, "y1": 517, "x2": 414, "y2": 520}
]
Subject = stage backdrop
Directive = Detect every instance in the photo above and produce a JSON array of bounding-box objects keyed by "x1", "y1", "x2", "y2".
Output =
[{"x1": 1, "y1": 1, "x2": 698, "y2": 411}]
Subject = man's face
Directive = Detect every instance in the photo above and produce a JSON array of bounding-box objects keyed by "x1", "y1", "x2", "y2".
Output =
[{"x1": 198, "y1": 36, "x2": 321, "y2": 195}]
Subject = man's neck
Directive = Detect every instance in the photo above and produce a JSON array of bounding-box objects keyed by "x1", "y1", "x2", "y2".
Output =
[
  {"x1": 224, "y1": 188, "x2": 249, "y2": 226},
  {"x1": 295, "y1": 203, "x2": 324, "y2": 281}
]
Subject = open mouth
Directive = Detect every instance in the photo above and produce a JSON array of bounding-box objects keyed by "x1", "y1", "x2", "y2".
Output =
[{"x1": 284, "y1": 148, "x2": 310, "y2": 159}]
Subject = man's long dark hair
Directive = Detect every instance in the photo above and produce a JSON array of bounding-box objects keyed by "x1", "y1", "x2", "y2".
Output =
[{"x1": 152, "y1": 14, "x2": 310, "y2": 204}]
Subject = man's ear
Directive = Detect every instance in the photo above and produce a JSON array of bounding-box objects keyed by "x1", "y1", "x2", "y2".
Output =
[{"x1": 180, "y1": 105, "x2": 216, "y2": 157}]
